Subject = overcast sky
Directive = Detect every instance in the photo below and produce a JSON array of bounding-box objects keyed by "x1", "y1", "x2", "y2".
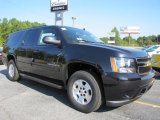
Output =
[{"x1": 0, "y1": 0, "x2": 159, "y2": 38}]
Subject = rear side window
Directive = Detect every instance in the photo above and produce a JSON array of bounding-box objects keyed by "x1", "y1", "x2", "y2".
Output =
[
  {"x1": 23, "y1": 29, "x2": 40, "y2": 46},
  {"x1": 7, "y1": 31, "x2": 25, "y2": 47}
]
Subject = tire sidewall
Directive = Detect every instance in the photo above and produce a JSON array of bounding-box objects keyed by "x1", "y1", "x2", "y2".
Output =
[{"x1": 67, "y1": 71, "x2": 101, "y2": 113}]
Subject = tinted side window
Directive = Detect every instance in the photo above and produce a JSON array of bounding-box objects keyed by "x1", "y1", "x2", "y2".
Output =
[
  {"x1": 23, "y1": 29, "x2": 40, "y2": 46},
  {"x1": 7, "y1": 31, "x2": 25, "y2": 47},
  {"x1": 38, "y1": 28, "x2": 58, "y2": 45}
]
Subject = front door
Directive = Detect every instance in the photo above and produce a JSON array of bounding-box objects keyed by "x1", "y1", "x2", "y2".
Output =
[{"x1": 31, "y1": 27, "x2": 64, "y2": 80}]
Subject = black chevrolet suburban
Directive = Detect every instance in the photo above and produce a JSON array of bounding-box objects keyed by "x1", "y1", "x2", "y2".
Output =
[{"x1": 2, "y1": 26, "x2": 155, "y2": 113}]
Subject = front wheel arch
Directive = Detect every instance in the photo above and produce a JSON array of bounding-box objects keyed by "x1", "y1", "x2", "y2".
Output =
[{"x1": 66, "y1": 62, "x2": 106, "y2": 101}]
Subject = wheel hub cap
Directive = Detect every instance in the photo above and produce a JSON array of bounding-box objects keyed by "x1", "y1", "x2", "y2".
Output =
[
  {"x1": 9, "y1": 64, "x2": 14, "y2": 78},
  {"x1": 72, "y1": 79, "x2": 92, "y2": 105}
]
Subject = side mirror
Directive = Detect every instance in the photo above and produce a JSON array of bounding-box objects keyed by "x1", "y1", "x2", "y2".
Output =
[{"x1": 43, "y1": 36, "x2": 61, "y2": 46}]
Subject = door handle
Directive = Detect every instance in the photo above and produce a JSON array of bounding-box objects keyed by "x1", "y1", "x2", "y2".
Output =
[
  {"x1": 33, "y1": 50, "x2": 40, "y2": 53},
  {"x1": 19, "y1": 48, "x2": 25, "y2": 52}
]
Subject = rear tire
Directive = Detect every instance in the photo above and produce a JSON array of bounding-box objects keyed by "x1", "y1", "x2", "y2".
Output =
[
  {"x1": 7, "y1": 60, "x2": 20, "y2": 81},
  {"x1": 67, "y1": 70, "x2": 102, "y2": 113}
]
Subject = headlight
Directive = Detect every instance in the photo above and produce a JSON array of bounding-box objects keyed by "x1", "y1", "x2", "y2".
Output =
[{"x1": 110, "y1": 57, "x2": 136, "y2": 73}]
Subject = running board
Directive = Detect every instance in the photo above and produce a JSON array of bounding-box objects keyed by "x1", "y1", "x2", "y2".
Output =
[{"x1": 20, "y1": 73, "x2": 64, "y2": 89}]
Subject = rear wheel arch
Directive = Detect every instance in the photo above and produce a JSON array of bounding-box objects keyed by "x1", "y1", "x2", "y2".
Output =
[
  {"x1": 7, "y1": 54, "x2": 16, "y2": 63},
  {"x1": 7, "y1": 60, "x2": 20, "y2": 81},
  {"x1": 7, "y1": 54, "x2": 20, "y2": 81}
]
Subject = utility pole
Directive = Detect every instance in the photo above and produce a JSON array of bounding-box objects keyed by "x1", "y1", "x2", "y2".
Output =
[
  {"x1": 72, "y1": 17, "x2": 76, "y2": 27},
  {"x1": 128, "y1": 33, "x2": 131, "y2": 45},
  {"x1": 55, "y1": 12, "x2": 63, "y2": 26}
]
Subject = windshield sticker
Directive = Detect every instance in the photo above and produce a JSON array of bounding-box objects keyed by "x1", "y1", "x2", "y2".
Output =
[
  {"x1": 77, "y1": 38, "x2": 83, "y2": 40},
  {"x1": 61, "y1": 28, "x2": 67, "y2": 30}
]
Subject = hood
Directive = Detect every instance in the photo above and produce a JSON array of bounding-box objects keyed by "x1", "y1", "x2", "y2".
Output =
[{"x1": 74, "y1": 42, "x2": 148, "y2": 58}]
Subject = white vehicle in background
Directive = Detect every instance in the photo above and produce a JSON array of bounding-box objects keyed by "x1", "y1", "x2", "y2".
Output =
[{"x1": 146, "y1": 45, "x2": 160, "y2": 57}]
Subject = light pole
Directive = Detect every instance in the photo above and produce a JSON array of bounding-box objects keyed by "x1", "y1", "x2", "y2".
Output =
[{"x1": 72, "y1": 17, "x2": 76, "y2": 27}]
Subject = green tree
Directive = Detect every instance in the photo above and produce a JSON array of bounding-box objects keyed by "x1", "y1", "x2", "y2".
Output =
[
  {"x1": 137, "y1": 37, "x2": 144, "y2": 46},
  {"x1": 158, "y1": 35, "x2": 160, "y2": 44},
  {"x1": 0, "y1": 18, "x2": 45, "y2": 46},
  {"x1": 111, "y1": 27, "x2": 120, "y2": 39},
  {"x1": 100, "y1": 37, "x2": 109, "y2": 43},
  {"x1": 136, "y1": 35, "x2": 158, "y2": 47},
  {"x1": 111, "y1": 27, "x2": 123, "y2": 45}
]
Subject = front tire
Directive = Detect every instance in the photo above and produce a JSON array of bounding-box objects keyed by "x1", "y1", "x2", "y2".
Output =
[
  {"x1": 7, "y1": 60, "x2": 20, "y2": 81},
  {"x1": 67, "y1": 70, "x2": 102, "y2": 113}
]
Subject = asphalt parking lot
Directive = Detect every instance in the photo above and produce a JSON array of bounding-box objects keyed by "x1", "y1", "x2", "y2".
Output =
[{"x1": 0, "y1": 65, "x2": 160, "y2": 120}]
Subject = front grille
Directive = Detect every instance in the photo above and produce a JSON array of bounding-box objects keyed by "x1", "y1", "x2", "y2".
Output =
[{"x1": 136, "y1": 57, "x2": 152, "y2": 75}]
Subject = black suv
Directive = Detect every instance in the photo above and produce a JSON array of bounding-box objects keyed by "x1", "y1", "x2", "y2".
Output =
[{"x1": 2, "y1": 26, "x2": 155, "y2": 113}]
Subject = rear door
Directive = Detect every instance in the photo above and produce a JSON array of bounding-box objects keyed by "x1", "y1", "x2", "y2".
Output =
[
  {"x1": 31, "y1": 27, "x2": 64, "y2": 80},
  {"x1": 4, "y1": 31, "x2": 25, "y2": 67},
  {"x1": 17, "y1": 28, "x2": 41, "y2": 73}
]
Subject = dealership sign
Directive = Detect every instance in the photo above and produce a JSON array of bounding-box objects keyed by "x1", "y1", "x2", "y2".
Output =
[
  {"x1": 51, "y1": 0, "x2": 68, "y2": 12},
  {"x1": 120, "y1": 26, "x2": 140, "y2": 34}
]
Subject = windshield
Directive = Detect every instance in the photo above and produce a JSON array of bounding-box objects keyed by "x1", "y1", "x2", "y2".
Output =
[
  {"x1": 146, "y1": 46, "x2": 159, "y2": 52},
  {"x1": 60, "y1": 27, "x2": 104, "y2": 44}
]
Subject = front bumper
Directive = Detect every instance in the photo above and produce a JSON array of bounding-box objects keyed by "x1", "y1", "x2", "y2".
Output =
[{"x1": 102, "y1": 71, "x2": 155, "y2": 107}]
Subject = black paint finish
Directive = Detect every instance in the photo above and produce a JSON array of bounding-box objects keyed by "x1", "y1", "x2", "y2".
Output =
[{"x1": 2, "y1": 26, "x2": 155, "y2": 107}]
